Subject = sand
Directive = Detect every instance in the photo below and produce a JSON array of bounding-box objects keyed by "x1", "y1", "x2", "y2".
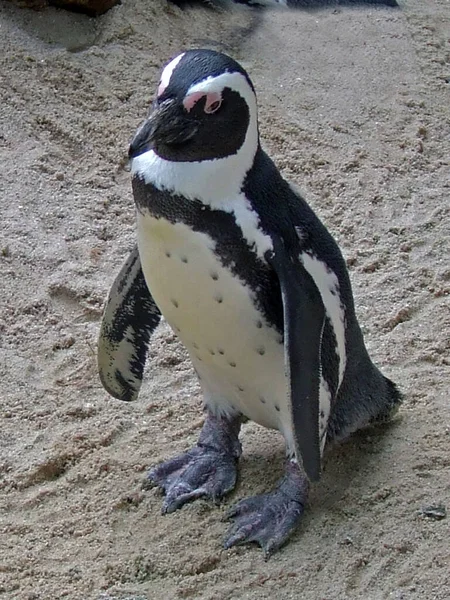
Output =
[{"x1": 1, "y1": 0, "x2": 449, "y2": 598}]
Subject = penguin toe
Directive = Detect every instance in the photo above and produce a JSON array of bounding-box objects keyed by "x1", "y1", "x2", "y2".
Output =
[
  {"x1": 145, "y1": 444, "x2": 238, "y2": 513},
  {"x1": 162, "y1": 486, "x2": 207, "y2": 514}
]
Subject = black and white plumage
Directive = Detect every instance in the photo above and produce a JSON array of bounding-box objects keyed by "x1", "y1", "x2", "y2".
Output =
[{"x1": 98, "y1": 49, "x2": 401, "y2": 556}]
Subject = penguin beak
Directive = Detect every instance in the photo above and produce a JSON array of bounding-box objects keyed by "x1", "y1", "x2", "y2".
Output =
[{"x1": 129, "y1": 99, "x2": 199, "y2": 158}]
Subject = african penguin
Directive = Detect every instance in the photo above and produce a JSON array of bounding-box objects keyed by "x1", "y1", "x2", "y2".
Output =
[{"x1": 98, "y1": 49, "x2": 401, "y2": 557}]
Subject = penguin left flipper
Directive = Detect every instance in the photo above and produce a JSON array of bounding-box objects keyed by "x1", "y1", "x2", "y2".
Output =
[
  {"x1": 98, "y1": 246, "x2": 161, "y2": 401},
  {"x1": 266, "y1": 233, "x2": 325, "y2": 482}
]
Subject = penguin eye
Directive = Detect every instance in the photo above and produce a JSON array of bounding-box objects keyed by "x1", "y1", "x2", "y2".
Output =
[{"x1": 204, "y1": 98, "x2": 222, "y2": 115}]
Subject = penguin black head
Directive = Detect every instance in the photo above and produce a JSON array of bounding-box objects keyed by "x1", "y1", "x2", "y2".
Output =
[{"x1": 129, "y1": 49, "x2": 258, "y2": 163}]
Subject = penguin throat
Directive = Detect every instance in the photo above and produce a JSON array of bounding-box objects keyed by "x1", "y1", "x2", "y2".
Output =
[
  {"x1": 131, "y1": 125, "x2": 259, "y2": 207},
  {"x1": 151, "y1": 135, "x2": 243, "y2": 163}
]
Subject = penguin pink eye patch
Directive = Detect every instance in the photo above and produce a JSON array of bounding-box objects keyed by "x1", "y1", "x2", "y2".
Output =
[{"x1": 182, "y1": 91, "x2": 223, "y2": 114}]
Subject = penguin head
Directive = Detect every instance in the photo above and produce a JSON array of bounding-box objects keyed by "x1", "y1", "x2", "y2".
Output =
[{"x1": 129, "y1": 49, "x2": 258, "y2": 164}]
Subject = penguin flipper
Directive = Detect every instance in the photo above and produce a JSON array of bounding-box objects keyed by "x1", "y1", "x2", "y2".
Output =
[
  {"x1": 98, "y1": 246, "x2": 161, "y2": 401},
  {"x1": 266, "y1": 234, "x2": 325, "y2": 482}
]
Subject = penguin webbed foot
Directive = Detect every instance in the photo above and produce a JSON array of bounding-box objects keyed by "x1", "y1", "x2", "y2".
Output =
[
  {"x1": 224, "y1": 459, "x2": 309, "y2": 559},
  {"x1": 145, "y1": 412, "x2": 242, "y2": 513}
]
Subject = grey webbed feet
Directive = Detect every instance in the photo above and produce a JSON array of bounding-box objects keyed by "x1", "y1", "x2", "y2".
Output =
[
  {"x1": 224, "y1": 460, "x2": 310, "y2": 558},
  {"x1": 147, "y1": 445, "x2": 239, "y2": 513},
  {"x1": 146, "y1": 412, "x2": 242, "y2": 514}
]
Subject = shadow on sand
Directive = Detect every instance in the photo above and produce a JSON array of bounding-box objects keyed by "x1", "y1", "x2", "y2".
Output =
[{"x1": 174, "y1": 0, "x2": 399, "y2": 9}]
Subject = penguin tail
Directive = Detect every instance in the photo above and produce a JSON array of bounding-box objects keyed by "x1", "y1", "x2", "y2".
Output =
[
  {"x1": 327, "y1": 362, "x2": 403, "y2": 443},
  {"x1": 368, "y1": 376, "x2": 403, "y2": 425}
]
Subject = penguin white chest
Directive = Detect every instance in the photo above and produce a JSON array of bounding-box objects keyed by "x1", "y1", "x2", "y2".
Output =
[{"x1": 137, "y1": 212, "x2": 291, "y2": 440}]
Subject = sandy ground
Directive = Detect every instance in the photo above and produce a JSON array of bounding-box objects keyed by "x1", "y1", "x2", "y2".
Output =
[{"x1": 1, "y1": 0, "x2": 449, "y2": 598}]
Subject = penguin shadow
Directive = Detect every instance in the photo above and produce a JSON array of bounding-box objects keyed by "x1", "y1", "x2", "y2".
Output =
[
  {"x1": 232, "y1": 415, "x2": 403, "y2": 510},
  {"x1": 279, "y1": 0, "x2": 399, "y2": 8},
  {"x1": 173, "y1": 0, "x2": 399, "y2": 10},
  {"x1": 308, "y1": 415, "x2": 404, "y2": 519},
  {"x1": 217, "y1": 416, "x2": 403, "y2": 556}
]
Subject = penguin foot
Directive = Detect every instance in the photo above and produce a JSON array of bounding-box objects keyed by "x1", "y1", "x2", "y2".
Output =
[
  {"x1": 146, "y1": 412, "x2": 242, "y2": 514},
  {"x1": 224, "y1": 460, "x2": 309, "y2": 558}
]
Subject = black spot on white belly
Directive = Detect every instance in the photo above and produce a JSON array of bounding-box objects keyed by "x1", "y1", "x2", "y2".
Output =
[
  {"x1": 135, "y1": 210, "x2": 290, "y2": 435},
  {"x1": 165, "y1": 251, "x2": 171, "y2": 258},
  {"x1": 133, "y1": 175, "x2": 284, "y2": 334},
  {"x1": 275, "y1": 405, "x2": 280, "y2": 412}
]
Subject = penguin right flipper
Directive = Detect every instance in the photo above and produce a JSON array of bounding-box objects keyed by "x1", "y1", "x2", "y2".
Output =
[
  {"x1": 266, "y1": 234, "x2": 325, "y2": 482},
  {"x1": 98, "y1": 246, "x2": 161, "y2": 401}
]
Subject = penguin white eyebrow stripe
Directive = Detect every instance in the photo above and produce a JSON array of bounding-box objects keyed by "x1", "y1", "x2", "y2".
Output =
[{"x1": 157, "y1": 52, "x2": 185, "y2": 98}]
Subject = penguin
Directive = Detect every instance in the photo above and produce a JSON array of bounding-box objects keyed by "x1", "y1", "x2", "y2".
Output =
[{"x1": 98, "y1": 49, "x2": 401, "y2": 557}]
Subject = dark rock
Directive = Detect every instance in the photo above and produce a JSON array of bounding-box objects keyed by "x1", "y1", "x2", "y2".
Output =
[{"x1": 420, "y1": 504, "x2": 447, "y2": 520}]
